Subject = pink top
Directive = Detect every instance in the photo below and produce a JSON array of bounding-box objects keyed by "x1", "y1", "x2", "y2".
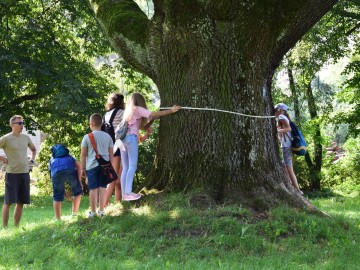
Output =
[{"x1": 127, "y1": 106, "x2": 151, "y2": 135}]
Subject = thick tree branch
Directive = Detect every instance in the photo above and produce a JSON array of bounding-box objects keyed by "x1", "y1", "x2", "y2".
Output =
[
  {"x1": 88, "y1": 0, "x2": 155, "y2": 79},
  {"x1": 0, "y1": 93, "x2": 41, "y2": 114},
  {"x1": 269, "y1": 0, "x2": 339, "y2": 72}
]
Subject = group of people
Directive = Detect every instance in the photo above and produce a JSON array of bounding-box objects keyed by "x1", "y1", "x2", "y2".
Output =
[
  {"x1": 54, "y1": 92, "x2": 181, "y2": 219},
  {"x1": 0, "y1": 96, "x2": 301, "y2": 228}
]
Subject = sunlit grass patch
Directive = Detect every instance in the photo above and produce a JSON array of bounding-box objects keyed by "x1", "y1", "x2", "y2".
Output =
[{"x1": 1, "y1": 188, "x2": 360, "y2": 269}]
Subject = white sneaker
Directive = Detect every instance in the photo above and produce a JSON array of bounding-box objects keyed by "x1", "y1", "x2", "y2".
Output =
[
  {"x1": 87, "y1": 211, "x2": 96, "y2": 218},
  {"x1": 123, "y1": 193, "x2": 141, "y2": 201},
  {"x1": 97, "y1": 210, "x2": 105, "y2": 217}
]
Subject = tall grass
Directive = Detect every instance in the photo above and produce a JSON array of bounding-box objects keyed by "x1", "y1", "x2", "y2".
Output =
[{"x1": 1, "y1": 184, "x2": 360, "y2": 269}]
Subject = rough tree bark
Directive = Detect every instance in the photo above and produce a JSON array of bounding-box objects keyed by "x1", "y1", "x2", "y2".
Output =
[{"x1": 88, "y1": 0, "x2": 338, "y2": 211}]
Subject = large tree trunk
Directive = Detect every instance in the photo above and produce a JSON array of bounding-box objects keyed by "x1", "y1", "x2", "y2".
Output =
[{"x1": 88, "y1": 0, "x2": 338, "y2": 211}]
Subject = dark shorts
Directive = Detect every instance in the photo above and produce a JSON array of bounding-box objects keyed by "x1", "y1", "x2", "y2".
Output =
[
  {"x1": 4, "y1": 173, "x2": 30, "y2": 205},
  {"x1": 114, "y1": 148, "x2": 121, "y2": 157},
  {"x1": 52, "y1": 169, "x2": 83, "y2": 201},
  {"x1": 86, "y1": 166, "x2": 107, "y2": 190}
]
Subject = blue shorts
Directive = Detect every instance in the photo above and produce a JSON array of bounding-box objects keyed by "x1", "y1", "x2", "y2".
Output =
[
  {"x1": 282, "y1": 147, "x2": 293, "y2": 167},
  {"x1": 86, "y1": 166, "x2": 107, "y2": 190},
  {"x1": 52, "y1": 170, "x2": 83, "y2": 201}
]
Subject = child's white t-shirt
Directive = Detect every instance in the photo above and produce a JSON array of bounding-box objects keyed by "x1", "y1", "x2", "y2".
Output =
[{"x1": 278, "y1": 114, "x2": 292, "y2": 148}]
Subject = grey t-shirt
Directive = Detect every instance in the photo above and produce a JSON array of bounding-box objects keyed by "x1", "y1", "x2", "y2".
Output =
[{"x1": 81, "y1": 130, "x2": 113, "y2": 170}]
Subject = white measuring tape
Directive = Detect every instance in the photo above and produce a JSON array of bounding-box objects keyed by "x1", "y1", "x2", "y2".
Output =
[{"x1": 160, "y1": 106, "x2": 275, "y2": 119}]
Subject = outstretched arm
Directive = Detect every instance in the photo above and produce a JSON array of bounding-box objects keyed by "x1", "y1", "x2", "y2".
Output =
[{"x1": 148, "y1": 105, "x2": 181, "y2": 121}]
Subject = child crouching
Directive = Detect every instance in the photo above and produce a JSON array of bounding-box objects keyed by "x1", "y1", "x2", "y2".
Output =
[{"x1": 49, "y1": 144, "x2": 82, "y2": 220}]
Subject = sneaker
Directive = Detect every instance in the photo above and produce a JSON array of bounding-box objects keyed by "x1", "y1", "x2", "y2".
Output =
[
  {"x1": 123, "y1": 193, "x2": 141, "y2": 201},
  {"x1": 87, "y1": 211, "x2": 96, "y2": 218},
  {"x1": 97, "y1": 210, "x2": 105, "y2": 217}
]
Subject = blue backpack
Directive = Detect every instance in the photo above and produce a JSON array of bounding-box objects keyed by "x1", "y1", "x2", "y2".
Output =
[
  {"x1": 288, "y1": 122, "x2": 307, "y2": 156},
  {"x1": 51, "y1": 144, "x2": 70, "y2": 158}
]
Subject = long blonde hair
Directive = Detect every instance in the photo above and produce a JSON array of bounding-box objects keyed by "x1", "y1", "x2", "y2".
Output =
[{"x1": 123, "y1": 93, "x2": 148, "y2": 128}]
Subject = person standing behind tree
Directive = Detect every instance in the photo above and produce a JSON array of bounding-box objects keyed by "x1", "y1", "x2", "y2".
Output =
[
  {"x1": 0, "y1": 115, "x2": 36, "y2": 228},
  {"x1": 81, "y1": 113, "x2": 114, "y2": 217},
  {"x1": 120, "y1": 92, "x2": 181, "y2": 201},
  {"x1": 274, "y1": 103, "x2": 303, "y2": 194},
  {"x1": 102, "y1": 93, "x2": 125, "y2": 205}
]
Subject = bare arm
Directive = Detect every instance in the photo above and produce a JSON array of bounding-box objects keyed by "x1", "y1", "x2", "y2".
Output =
[
  {"x1": 80, "y1": 147, "x2": 87, "y2": 176},
  {"x1": 74, "y1": 160, "x2": 82, "y2": 181},
  {"x1": 0, "y1": 156, "x2": 8, "y2": 164},
  {"x1": 148, "y1": 105, "x2": 181, "y2": 121},
  {"x1": 142, "y1": 119, "x2": 154, "y2": 131},
  {"x1": 29, "y1": 145, "x2": 37, "y2": 161},
  {"x1": 139, "y1": 127, "x2": 153, "y2": 143},
  {"x1": 277, "y1": 119, "x2": 292, "y2": 133}
]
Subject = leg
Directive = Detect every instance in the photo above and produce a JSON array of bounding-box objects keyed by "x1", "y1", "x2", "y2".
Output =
[
  {"x1": 89, "y1": 188, "x2": 98, "y2": 213},
  {"x1": 72, "y1": 195, "x2": 81, "y2": 215},
  {"x1": 104, "y1": 181, "x2": 115, "y2": 206},
  {"x1": 14, "y1": 203, "x2": 24, "y2": 227},
  {"x1": 120, "y1": 146, "x2": 129, "y2": 198},
  {"x1": 124, "y1": 137, "x2": 138, "y2": 194},
  {"x1": 114, "y1": 163, "x2": 122, "y2": 202},
  {"x1": 282, "y1": 147, "x2": 301, "y2": 192},
  {"x1": 98, "y1": 187, "x2": 106, "y2": 212},
  {"x1": 68, "y1": 171, "x2": 82, "y2": 215},
  {"x1": 86, "y1": 166, "x2": 102, "y2": 216},
  {"x1": 52, "y1": 172, "x2": 65, "y2": 218},
  {"x1": 104, "y1": 155, "x2": 120, "y2": 205},
  {"x1": 2, "y1": 204, "x2": 11, "y2": 228},
  {"x1": 53, "y1": 201, "x2": 62, "y2": 220},
  {"x1": 286, "y1": 166, "x2": 301, "y2": 191}
]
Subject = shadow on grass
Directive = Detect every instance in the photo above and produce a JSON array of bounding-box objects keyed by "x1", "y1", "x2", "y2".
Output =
[{"x1": 304, "y1": 188, "x2": 340, "y2": 199}]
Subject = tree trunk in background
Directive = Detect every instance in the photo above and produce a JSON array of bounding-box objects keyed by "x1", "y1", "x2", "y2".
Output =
[
  {"x1": 287, "y1": 65, "x2": 301, "y2": 124},
  {"x1": 89, "y1": 0, "x2": 338, "y2": 211},
  {"x1": 304, "y1": 82, "x2": 322, "y2": 190}
]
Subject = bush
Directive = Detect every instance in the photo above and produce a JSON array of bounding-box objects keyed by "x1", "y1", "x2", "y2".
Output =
[{"x1": 322, "y1": 137, "x2": 360, "y2": 189}]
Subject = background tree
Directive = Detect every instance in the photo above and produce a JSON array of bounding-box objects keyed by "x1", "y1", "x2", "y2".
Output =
[
  {"x1": 274, "y1": 0, "x2": 360, "y2": 190},
  {"x1": 0, "y1": 0, "x2": 114, "y2": 139},
  {"x1": 88, "y1": 0, "x2": 339, "y2": 211}
]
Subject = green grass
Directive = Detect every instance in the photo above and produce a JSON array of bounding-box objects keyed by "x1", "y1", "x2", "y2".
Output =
[{"x1": 1, "y1": 183, "x2": 360, "y2": 270}]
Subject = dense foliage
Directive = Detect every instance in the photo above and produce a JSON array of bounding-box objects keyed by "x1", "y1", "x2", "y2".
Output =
[
  {"x1": 0, "y1": 0, "x2": 116, "y2": 138},
  {"x1": 274, "y1": 0, "x2": 360, "y2": 190}
]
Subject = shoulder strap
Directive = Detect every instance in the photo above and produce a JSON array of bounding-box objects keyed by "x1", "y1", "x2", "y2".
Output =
[
  {"x1": 109, "y1": 109, "x2": 119, "y2": 125},
  {"x1": 88, "y1": 133, "x2": 98, "y2": 154}
]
